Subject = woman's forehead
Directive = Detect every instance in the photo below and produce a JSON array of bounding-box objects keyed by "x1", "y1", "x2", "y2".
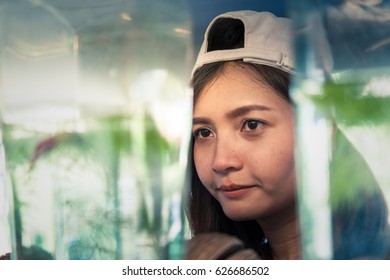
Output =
[{"x1": 194, "y1": 66, "x2": 288, "y2": 113}]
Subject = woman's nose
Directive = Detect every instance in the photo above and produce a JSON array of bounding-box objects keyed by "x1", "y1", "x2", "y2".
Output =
[{"x1": 211, "y1": 138, "x2": 243, "y2": 174}]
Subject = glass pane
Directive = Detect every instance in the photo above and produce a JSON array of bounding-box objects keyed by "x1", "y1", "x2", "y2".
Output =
[
  {"x1": 289, "y1": 0, "x2": 390, "y2": 259},
  {"x1": 0, "y1": 0, "x2": 193, "y2": 260}
]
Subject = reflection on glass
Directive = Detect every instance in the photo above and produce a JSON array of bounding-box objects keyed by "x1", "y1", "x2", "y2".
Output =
[
  {"x1": 0, "y1": 131, "x2": 12, "y2": 258},
  {"x1": 289, "y1": 0, "x2": 390, "y2": 259},
  {"x1": 0, "y1": 0, "x2": 193, "y2": 259}
]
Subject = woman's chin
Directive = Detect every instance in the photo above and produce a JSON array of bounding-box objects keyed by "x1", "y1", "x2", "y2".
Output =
[{"x1": 222, "y1": 207, "x2": 260, "y2": 222}]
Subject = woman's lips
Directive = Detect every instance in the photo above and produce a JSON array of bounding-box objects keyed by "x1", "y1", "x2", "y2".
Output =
[{"x1": 218, "y1": 185, "x2": 255, "y2": 199}]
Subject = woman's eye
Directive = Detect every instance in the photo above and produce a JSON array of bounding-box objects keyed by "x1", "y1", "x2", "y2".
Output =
[
  {"x1": 194, "y1": 128, "x2": 213, "y2": 138},
  {"x1": 242, "y1": 120, "x2": 264, "y2": 131}
]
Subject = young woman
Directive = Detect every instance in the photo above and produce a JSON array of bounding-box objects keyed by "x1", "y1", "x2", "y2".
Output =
[
  {"x1": 187, "y1": 10, "x2": 390, "y2": 260},
  {"x1": 188, "y1": 10, "x2": 299, "y2": 260}
]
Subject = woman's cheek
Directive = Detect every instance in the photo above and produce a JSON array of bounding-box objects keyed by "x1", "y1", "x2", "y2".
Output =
[{"x1": 194, "y1": 148, "x2": 214, "y2": 190}]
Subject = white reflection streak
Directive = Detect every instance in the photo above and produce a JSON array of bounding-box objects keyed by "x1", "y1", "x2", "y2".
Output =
[
  {"x1": 133, "y1": 69, "x2": 191, "y2": 143},
  {"x1": 174, "y1": 28, "x2": 191, "y2": 35},
  {"x1": 299, "y1": 100, "x2": 333, "y2": 259},
  {"x1": 363, "y1": 75, "x2": 390, "y2": 97},
  {"x1": 120, "y1": 13, "x2": 132, "y2": 21}
]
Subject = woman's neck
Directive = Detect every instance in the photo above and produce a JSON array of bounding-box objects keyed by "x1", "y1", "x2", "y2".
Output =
[{"x1": 257, "y1": 204, "x2": 301, "y2": 260}]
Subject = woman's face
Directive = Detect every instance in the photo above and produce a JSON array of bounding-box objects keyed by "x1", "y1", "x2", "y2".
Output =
[{"x1": 192, "y1": 64, "x2": 296, "y2": 222}]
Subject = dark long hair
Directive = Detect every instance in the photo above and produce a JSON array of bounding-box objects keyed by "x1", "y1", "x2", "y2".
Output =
[{"x1": 188, "y1": 17, "x2": 290, "y2": 259}]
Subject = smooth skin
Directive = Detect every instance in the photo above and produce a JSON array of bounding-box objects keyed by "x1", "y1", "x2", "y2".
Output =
[{"x1": 192, "y1": 64, "x2": 300, "y2": 259}]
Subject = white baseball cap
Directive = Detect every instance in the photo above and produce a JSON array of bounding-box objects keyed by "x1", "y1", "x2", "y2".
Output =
[{"x1": 192, "y1": 10, "x2": 295, "y2": 77}]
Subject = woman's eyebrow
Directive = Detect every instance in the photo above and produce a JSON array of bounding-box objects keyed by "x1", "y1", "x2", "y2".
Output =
[
  {"x1": 192, "y1": 117, "x2": 213, "y2": 126},
  {"x1": 226, "y1": 104, "x2": 272, "y2": 119},
  {"x1": 192, "y1": 105, "x2": 272, "y2": 125}
]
